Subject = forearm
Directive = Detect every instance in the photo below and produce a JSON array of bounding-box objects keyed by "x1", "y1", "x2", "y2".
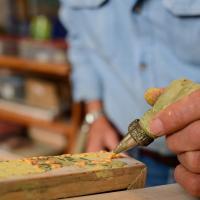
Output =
[
  {"x1": 85, "y1": 100, "x2": 119, "y2": 152},
  {"x1": 85, "y1": 100, "x2": 103, "y2": 113}
]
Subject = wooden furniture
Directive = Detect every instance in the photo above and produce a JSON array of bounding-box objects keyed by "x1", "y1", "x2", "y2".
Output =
[
  {"x1": 0, "y1": 153, "x2": 146, "y2": 200},
  {"x1": 0, "y1": 55, "x2": 81, "y2": 153},
  {"x1": 0, "y1": 55, "x2": 70, "y2": 77},
  {"x1": 69, "y1": 184, "x2": 198, "y2": 200}
]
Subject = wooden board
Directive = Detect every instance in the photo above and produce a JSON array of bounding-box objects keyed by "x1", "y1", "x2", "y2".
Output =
[
  {"x1": 0, "y1": 152, "x2": 146, "y2": 200},
  {"x1": 68, "y1": 184, "x2": 198, "y2": 200}
]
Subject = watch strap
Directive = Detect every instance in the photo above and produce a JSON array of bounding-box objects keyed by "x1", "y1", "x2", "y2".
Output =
[{"x1": 84, "y1": 110, "x2": 104, "y2": 125}]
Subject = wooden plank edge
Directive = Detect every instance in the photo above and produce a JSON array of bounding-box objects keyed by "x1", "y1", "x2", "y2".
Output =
[
  {"x1": 0, "y1": 158, "x2": 146, "y2": 200},
  {"x1": 0, "y1": 55, "x2": 70, "y2": 77}
]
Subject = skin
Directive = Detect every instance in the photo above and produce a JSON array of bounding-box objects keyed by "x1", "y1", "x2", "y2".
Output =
[
  {"x1": 85, "y1": 100, "x2": 119, "y2": 152},
  {"x1": 149, "y1": 89, "x2": 200, "y2": 197},
  {"x1": 86, "y1": 89, "x2": 200, "y2": 197}
]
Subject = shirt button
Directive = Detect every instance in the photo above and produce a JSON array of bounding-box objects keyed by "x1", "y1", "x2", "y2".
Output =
[
  {"x1": 140, "y1": 63, "x2": 146, "y2": 70},
  {"x1": 133, "y1": 4, "x2": 141, "y2": 13},
  {"x1": 133, "y1": 1, "x2": 143, "y2": 13}
]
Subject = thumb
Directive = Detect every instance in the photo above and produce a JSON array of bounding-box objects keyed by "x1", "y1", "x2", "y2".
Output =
[{"x1": 150, "y1": 90, "x2": 200, "y2": 136}]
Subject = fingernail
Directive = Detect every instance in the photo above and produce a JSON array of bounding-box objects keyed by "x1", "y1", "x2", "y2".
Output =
[{"x1": 150, "y1": 119, "x2": 164, "y2": 136}]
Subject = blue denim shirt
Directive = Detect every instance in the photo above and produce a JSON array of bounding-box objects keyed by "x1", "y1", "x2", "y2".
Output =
[{"x1": 59, "y1": 0, "x2": 200, "y2": 154}]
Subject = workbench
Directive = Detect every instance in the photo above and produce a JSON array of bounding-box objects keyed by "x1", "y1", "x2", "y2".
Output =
[
  {"x1": 0, "y1": 152, "x2": 198, "y2": 200},
  {"x1": 68, "y1": 184, "x2": 198, "y2": 200}
]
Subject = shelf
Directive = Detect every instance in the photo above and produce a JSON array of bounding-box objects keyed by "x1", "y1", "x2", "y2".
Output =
[
  {"x1": 0, "y1": 55, "x2": 70, "y2": 77},
  {"x1": 0, "y1": 107, "x2": 72, "y2": 134},
  {"x1": 0, "y1": 36, "x2": 68, "y2": 49},
  {"x1": 0, "y1": 103, "x2": 82, "y2": 153}
]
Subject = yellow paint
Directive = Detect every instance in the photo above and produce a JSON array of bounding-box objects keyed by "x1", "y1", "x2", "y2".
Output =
[
  {"x1": 0, "y1": 160, "x2": 43, "y2": 178},
  {"x1": 95, "y1": 170, "x2": 114, "y2": 178},
  {"x1": 0, "y1": 151, "x2": 126, "y2": 179}
]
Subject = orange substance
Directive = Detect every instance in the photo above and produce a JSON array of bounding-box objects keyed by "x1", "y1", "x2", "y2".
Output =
[{"x1": 144, "y1": 88, "x2": 164, "y2": 106}]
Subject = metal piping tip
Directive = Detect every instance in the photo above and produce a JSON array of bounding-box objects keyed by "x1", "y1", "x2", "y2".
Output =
[
  {"x1": 113, "y1": 133, "x2": 138, "y2": 154},
  {"x1": 113, "y1": 119, "x2": 154, "y2": 154}
]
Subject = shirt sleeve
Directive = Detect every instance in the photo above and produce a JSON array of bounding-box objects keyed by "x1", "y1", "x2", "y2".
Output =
[{"x1": 59, "y1": 1, "x2": 102, "y2": 102}]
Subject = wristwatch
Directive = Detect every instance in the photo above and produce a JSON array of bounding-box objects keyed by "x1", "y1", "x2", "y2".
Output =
[{"x1": 84, "y1": 110, "x2": 104, "y2": 125}]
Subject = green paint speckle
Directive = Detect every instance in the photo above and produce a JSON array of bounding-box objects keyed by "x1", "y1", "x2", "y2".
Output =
[{"x1": 0, "y1": 152, "x2": 127, "y2": 179}]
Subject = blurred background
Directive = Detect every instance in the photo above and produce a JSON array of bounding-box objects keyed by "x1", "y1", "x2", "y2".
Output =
[{"x1": 0, "y1": 0, "x2": 81, "y2": 160}]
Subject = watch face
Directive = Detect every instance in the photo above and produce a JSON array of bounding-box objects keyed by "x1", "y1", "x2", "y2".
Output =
[
  {"x1": 85, "y1": 110, "x2": 103, "y2": 124},
  {"x1": 85, "y1": 114, "x2": 95, "y2": 124}
]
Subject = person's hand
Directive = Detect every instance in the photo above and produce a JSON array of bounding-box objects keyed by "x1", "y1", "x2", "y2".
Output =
[
  {"x1": 149, "y1": 89, "x2": 200, "y2": 197},
  {"x1": 86, "y1": 115, "x2": 120, "y2": 152}
]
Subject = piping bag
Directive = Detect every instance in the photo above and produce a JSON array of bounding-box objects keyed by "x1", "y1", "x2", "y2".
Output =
[{"x1": 113, "y1": 79, "x2": 200, "y2": 154}]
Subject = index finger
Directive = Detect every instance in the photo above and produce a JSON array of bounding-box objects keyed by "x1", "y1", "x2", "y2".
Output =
[{"x1": 150, "y1": 90, "x2": 200, "y2": 136}]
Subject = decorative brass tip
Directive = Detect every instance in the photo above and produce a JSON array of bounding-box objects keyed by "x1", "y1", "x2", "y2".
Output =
[
  {"x1": 128, "y1": 119, "x2": 154, "y2": 146},
  {"x1": 113, "y1": 119, "x2": 154, "y2": 154}
]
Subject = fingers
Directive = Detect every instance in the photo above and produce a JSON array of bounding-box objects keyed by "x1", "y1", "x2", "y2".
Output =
[
  {"x1": 166, "y1": 120, "x2": 200, "y2": 154},
  {"x1": 86, "y1": 129, "x2": 119, "y2": 152},
  {"x1": 174, "y1": 165, "x2": 200, "y2": 197},
  {"x1": 86, "y1": 143, "x2": 102, "y2": 152},
  {"x1": 86, "y1": 116, "x2": 120, "y2": 152},
  {"x1": 104, "y1": 130, "x2": 120, "y2": 151},
  {"x1": 150, "y1": 90, "x2": 200, "y2": 136},
  {"x1": 144, "y1": 88, "x2": 165, "y2": 106},
  {"x1": 86, "y1": 135, "x2": 102, "y2": 152},
  {"x1": 177, "y1": 151, "x2": 200, "y2": 174},
  {"x1": 86, "y1": 124, "x2": 104, "y2": 152}
]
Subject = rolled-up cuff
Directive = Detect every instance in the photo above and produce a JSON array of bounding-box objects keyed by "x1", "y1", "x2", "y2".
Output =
[{"x1": 72, "y1": 80, "x2": 102, "y2": 102}]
